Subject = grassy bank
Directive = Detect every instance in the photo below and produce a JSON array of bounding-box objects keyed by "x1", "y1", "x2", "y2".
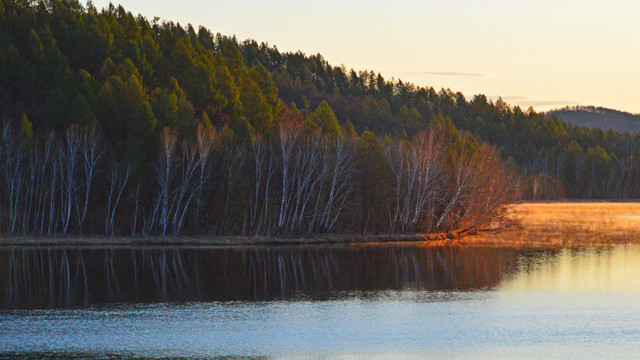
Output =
[
  {"x1": 465, "y1": 201, "x2": 640, "y2": 248},
  {"x1": 4, "y1": 201, "x2": 640, "y2": 248},
  {"x1": 0, "y1": 231, "x2": 472, "y2": 248}
]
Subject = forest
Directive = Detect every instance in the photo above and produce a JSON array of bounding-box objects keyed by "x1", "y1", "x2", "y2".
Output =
[{"x1": 0, "y1": 0, "x2": 636, "y2": 236}]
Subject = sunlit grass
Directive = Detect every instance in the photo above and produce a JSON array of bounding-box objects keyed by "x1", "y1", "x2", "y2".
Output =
[{"x1": 471, "y1": 201, "x2": 640, "y2": 248}]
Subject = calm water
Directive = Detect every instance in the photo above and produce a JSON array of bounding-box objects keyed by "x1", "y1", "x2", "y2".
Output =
[{"x1": 1, "y1": 244, "x2": 640, "y2": 359}]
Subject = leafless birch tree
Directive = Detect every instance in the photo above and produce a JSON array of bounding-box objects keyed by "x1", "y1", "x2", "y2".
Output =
[
  {"x1": 384, "y1": 131, "x2": 443, "y2": 234},
  {"x1": 78, "y1": 124, "x2": 103, "y2": 232},
  {"x1": 59, "y1": 126, "x2": 81, "y2": 234},
  {"x1": 150, "y1": 128, "x2": 177, "y2": 235},
  {"x1": 105, "y1": 164, "x2": 129, "y2": 235}
]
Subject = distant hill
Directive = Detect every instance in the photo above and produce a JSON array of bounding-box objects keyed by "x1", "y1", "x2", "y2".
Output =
[{"x1": 547, "y1": 106, "x2": 640, "y2": 133}]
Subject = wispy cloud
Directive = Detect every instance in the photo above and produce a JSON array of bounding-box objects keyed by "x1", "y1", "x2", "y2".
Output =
[
  {"x1": 487, "y1": 95, "x2": 580, "y2": 109},
  {"x1": 497, "y1": 95, "x2": 529, "y2": 101},
  {"x1": 409, "y1": 71, "x2": 494, "y2": 77},
  {"x1": 523, "y1": 100, "x2": 580, "y2": 107}
]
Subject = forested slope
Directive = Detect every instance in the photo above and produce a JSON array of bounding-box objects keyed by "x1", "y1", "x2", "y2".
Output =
[
  {"x1": 0, "y1": 0, "x2": 636, "y2": 236},
  {"x1": 244, "y1": 45, "x2": 640, "y2": 200}
]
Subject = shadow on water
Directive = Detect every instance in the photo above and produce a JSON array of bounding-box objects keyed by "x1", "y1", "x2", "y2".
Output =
[
  {"x1": 1, "y1": 353, "x2": 269, "y2": 360},
  {"x1": 0, "y1": 244, "x2": 525, "y2": 309}
]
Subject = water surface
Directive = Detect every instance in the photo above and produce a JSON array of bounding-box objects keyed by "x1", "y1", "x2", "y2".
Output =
[{"x1": 2, "y1": 244, "x2": 640, "y2": 359}]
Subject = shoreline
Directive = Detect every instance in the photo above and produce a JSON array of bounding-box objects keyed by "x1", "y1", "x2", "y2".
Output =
[
  {"x1": 6, "y1": 199, "x2": 640, "y2": 249},
  {"x1": 0, "y1": 230, "x2": 472, "y2": 248}
]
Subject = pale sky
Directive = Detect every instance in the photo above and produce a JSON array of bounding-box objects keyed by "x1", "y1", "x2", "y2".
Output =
[{"x1": 92, "y1": 0, "x2": 640, "y2": 113}]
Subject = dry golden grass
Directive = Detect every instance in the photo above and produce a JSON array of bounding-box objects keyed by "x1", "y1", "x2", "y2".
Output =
[{"x1": 469, "y1": 201, "x2": 640, "y2": 248}]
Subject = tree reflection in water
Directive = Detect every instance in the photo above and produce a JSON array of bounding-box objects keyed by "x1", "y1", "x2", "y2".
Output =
[{"x1": 0, "y1": 244, "x2": 518, "y2": 309}]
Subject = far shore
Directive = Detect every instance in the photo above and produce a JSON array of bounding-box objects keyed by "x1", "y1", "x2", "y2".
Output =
[{"x1": 5, "y1": 201, "x2": 640, "y2": 249}]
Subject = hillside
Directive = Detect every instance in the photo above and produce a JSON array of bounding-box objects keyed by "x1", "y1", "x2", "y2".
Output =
[
  {"x1": 0, "y1": 0, "x2": 518, "y2": 237},
  {"x1": 0, "y1": 0, "x2": 640, "y2": 239},
  {"x1": 547, "y1": 106, "x2": 640, "y2": 134}
]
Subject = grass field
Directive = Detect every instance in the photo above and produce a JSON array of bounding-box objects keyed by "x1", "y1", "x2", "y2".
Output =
[{"x1": 469, "y1": 201, "x2": 640, "y2": 247}]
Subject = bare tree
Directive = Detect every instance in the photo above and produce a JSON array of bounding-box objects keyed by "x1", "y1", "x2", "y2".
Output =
[
  {"x1": 171, "y1": 125, "x2": 215, "y2": 235},
  {"x1": 59, "y1": 126, "x2": 81, "y2": 234},
  {"x1": 288, "y1": 131, "x2": 322, "y2": 233},
  {"x1": 436, "y1": 149, "x2": 474, "y2": 231},
  {"x1": 248, "y1": 134, "x2": 275, "y2": 235},
  {"x1": 191, "y1": 124, "x2": 216, "y2": 230},
  {"x1": 78, "y1": 125, "x2": 104, "y2": 232},
  {"x1": 0, "y1": 122, "x2": 25, "y2": 233},
  {"x1": 46, "y1": 134, "x2": 59, "y2": 235},
  {"x1": 384, "y1": 131, "x2": 443, "y2": 234},
  {"x1": 150, "y1": 128, "x2": 177, "y2": 235},
  {"x1": 220, "y1": 138, "x2": 246, "y2": 233},
  {"x1": 131, "y1": 184, "x2": 141, "y2": 235},
  {"x1": 311, "y1": 133, "x2": 356, "y2": 233},
  {"x1": 105, "y1": 164, "x2": 130, "y2": 235},
  {"x1": 276, "y1": 121, "x2": 302, "y2": 232},
  {"x1": 459, "y1": 145, "x2": 517, "y2": 231}
]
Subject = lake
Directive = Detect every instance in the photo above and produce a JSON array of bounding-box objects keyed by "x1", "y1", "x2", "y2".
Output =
[{"x1": 2, "y1": 202, "x2": 640, "y2": 359}]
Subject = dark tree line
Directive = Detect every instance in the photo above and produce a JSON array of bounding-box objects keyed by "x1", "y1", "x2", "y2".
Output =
[{"x1": 0, "y1": 116, "x2": 515, "y2": 236}]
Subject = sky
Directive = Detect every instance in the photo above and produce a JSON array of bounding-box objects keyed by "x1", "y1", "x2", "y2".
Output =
[{"x1": 91, "y1": 0, "x2": 640, "y2": 113}]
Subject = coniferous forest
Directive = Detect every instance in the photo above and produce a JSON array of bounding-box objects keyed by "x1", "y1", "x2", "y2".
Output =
[{"x1": 0, "y1": 0, "x2": 638, "y2": 236}]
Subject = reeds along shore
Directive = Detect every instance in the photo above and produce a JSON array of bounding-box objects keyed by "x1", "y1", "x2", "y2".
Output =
[
  {"x1": 0, "y1": 120, "x2": 516, "y2": 237},
  {"x1": 482, "y1": 202, "x2": 640, "y2": 248}
]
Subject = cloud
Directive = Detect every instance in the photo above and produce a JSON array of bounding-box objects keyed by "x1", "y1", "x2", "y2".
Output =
[
  {"x1": 497, "y1": 95, "x2": 529, "y2": 101},
  {"x1": 487, "y1": 94, "x2": 582, "y2": 109},
  {"x1": 409, "y1": 71, "x2": 494, "y2": 77},
  {"x1": 487, "y1": 95, "x2": 580, "y2": 108},
  {"x1": 521, "y1": 100, "x2": 580, "y2": 107}
]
